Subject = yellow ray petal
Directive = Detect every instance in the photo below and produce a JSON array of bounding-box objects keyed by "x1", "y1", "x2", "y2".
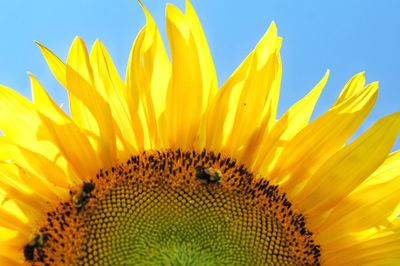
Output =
[
  {"x1": 334, "y1": 72, "x2": 365, "y2": 105},
  {"x1": 0, "y1": 178, "x2": 44, "y2": 222},
  {"x1": 204, "y1": 54, "x2": 253, "y2": 150},
  {"x1": 204, "y1": 23, "x2": 281, "y2": 153},
  {"x1": 0, "y1": 163, "x2": 58, "y2": 204},
  {"x1": 0, "y1": 84, "x2": 42, "y2": 149},
  {"x1": 184, "y1": 0, "x2": 218, "y2": 109},
  {"x1": 247, "y1": 70, "x2": 329, "y2": 173},
  {"x1": 1, "y1": 78, "x2": 92, "y2": 182},
  {"x1": 163, "y1": 4, "x2": 204, "y2": 148},
  {"x1": 280, "y1": 70, "x2": 329, "y2": 140},
  {"x1": 67, "y1": 37, "x2": 94, "y2": 83},
  {"x1": 37, "y1": 112, "x2": 102, "y2": 180},
  {"x1": 30, "y1": 73, "x2": 64, "y2": 118},
  {"x1": 0, "y1": 255, "x2": 19, "y2": 266},
  {"x1": 225, "y1": 35, "x2": 281, "y2": 158},
  {"x1": 126, "y1": 4, "x2": 170, "y2": 149},
  {"x1": 301, "y1": 112, "x2": 400, "y2": 215},
  {"x1": 318, "y1": 177, "x2": 400, "y2": 245},
  {"x1": 361, "y1": 150, "x2": 400, "y2": 186},
  {"x1": 35, "y1": 41, "x2": 67, "y2": 88},
  {"x1": 0, "y1": 138, "x2": 69, "y2": 189},
  {"x1": 30, "y1": 74, "x2": 101, "y2": 180},
  {"x1": 273, "y1": 81, "x2": 378, "y2": 193},
  {"x1": 90, "y1": 40, "x2": 142, "y2": 156},
  {"x1": 127, "y1": 27, "x2": 156, "y2": 149},
  {"x1": 323, "y1": 231, "x2": 400, "y2": 266},
  {"x1": 0, "y1": 85, "x2": 59, "y2": 161},
  {"x1": 316, "y1": 150, "x2": 400, "y2": 237},
  {"x1": 66, "y1": 37, "x2": 117, "y2": 167},
  {"x1": 0, "y1": 209, "x2": 30, "y2": 234}
]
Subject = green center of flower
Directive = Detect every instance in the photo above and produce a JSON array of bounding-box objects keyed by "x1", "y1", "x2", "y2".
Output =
[
  {"x1": 26, "y1": 150, "x2": 320, "y2": 265},
  {"x1": 83, "y1": 183, "x2": 290, "y2": 265}
]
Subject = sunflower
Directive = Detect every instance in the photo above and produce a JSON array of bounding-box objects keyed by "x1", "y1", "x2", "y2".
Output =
[{"x1": 0, "y1": 1, "x2": 399, "y2": 265}]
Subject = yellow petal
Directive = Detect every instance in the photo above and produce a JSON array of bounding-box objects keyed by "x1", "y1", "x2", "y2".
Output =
[
  {"x1": 247, "y1": 70, "x2": 329, "y2": 173},
  {"x1": 225, "y1": 34, "x2": 281, "y2": 158},
  {"x1": 319, "y1": 177, "x2": 400, "y2": 244},
  {"x1": 361, "y1": 150, "x2": 400, "y2": 186},
  {"x1": 273, "y1": 81, "x2": 378, "y2": 193},
  {"x1": 0, "y1": 85, "x2": 59, "y2": 161},
  {"x1": 67, "y1": 37, "x2": 94, "y2": 83},
  {"x1": 205, "y1": 22, "x2": 281, "y2": 153},
  {"x1": 0, "y1": 138, "x2": 69, "y2": 189},
  {"x1": 316, "y1": 151, "x2": 400, "y2": 238},
  {"x1": 66, "y1": 37, "x2": 117, "y2": 167},
  {"x1": 127, "y1": 27, "x2": 156, "y2": 149},
  {"x1": 90, "y1": 40, "x2": 142, "y2": 156},
  {"x1": 322, "y1": 231, "x2": 400, "y2": 266},
  {"x1": 0, "y1": 162, "x2": 59, "y2": 204},
  {"x1": 163, "y1": 4, "x2": 204, "y2": 148},
  {"x1": 302, "y1": 112, "x2": 400, "y2": 215},
  {"x1": 0, "y1": 172, "x2": 45, "y2": 221},
  {"x1": 204, "y1": 54, "x2": 252, "y2": 150},
  {"x1": 334, "y1": 72, "x2": 365, "y2": 105},
  {"x1": 37, "y1": 112, "x2": 102, "y2": 180},
  {"x1": 0, "y1": 209, "x2": 29, "y2": 234},
  {"x1": 185, "y1": 0, "x2": 218, "y2": 109},
  {"x1": 126, "y1": 4, "x2": 170, "y2": 149},
  {"x1": 35, "y1": 41, "x2": 67, "y2": 87},
  {"x1": 280, "y1": 70, "x2": 329, "y2": 140},
  {"x1": 30, "y1": 74, "x2": 100, "y2": 180},
  {"x1": 0, "y1": 254, "x2": 19, "y2": 266}
]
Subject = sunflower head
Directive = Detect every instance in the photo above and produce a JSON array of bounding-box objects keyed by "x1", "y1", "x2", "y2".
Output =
[{"x1": 0, "y1": 1, "x2": 399, "y2": 266}]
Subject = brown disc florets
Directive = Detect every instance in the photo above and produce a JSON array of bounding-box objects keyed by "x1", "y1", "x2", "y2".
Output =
[{"x1": 24, "y1": 149, "x2": 320, "y2": 265}]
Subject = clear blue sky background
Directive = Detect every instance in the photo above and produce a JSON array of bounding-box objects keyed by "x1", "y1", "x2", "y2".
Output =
[{"x1": 0, "y1": 0, "x2": 399, "y2": 149}]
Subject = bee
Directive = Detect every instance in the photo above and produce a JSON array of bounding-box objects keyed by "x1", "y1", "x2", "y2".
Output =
[
  {"x1": 195, "y1": 166, "x2": 222, "y2": 184},
  {"x1": 72, "y1": 181, "x2": 95, "y2": 210},
  {"x1": 23, "y1": 233, "x2": 49, "y2": 262}
]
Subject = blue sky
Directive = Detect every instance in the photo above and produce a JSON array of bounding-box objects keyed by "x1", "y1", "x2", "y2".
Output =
[{"x1": 0, "y1": 0, "x2": 399, "y2": 149}]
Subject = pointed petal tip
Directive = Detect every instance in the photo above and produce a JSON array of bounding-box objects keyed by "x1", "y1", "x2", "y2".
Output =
[
  {"x1": 378, "y1": 112, "x2": 400, "y2": 131},
  {"x1": 262, "y1": 21, "x2": 278, "y2": 41},
  {"x1": 371, "y1": 80, "x2": 379, "y2": 87},
  {"x1": 166, "y1": 2, "x2": 176, "y2": 12},
  {"x1": 71, "y1": 36, "x2": 87, "y2": 48},
  {"x1": 269, "y1": 21, "x2": 277, "y2": 31},
  {"x1": 165, "y1": 3, "x2": 185, "y2": 27},
  {"x1": 137, "y1": 0, "x2": 158, "y2": 28},
  {"x1": 321, "y1": 69, "x2": 330, "y2": 82},
  {"x1": 184, "y1": 0, "x2": 195, "y2": 14},
  {"x1": 355, "y1": 71, "x2": 366, "y2": 80},
  {"x1": 92, "y1": 39, "x2": 102, "y2": 48},
  {"x1": 34, "y1": 40, "x2": 45, "y2": 49},
  {"x1": 73, "y1": 36, "x2": 84, "y2": 43},
  {"x1": 137, "y1": 0, "x2": 149, "y2": 16},
  {"x1": 364, "y1": 81, "x2": 379, "y2": 92}
]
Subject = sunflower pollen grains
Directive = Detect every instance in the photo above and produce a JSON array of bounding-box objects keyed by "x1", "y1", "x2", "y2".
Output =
[{"x1": 24, "y1": 149, "x2": 320, "y2": 265}]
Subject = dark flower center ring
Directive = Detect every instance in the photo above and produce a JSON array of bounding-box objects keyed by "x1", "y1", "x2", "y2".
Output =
[{"x1": 27, "y1": 149, "x2": 320, "y2": 265}]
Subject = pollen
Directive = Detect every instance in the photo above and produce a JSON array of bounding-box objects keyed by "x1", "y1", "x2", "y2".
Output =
[{"x1": 26, "y1": 149, "x2": 320, "y2": 265}]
